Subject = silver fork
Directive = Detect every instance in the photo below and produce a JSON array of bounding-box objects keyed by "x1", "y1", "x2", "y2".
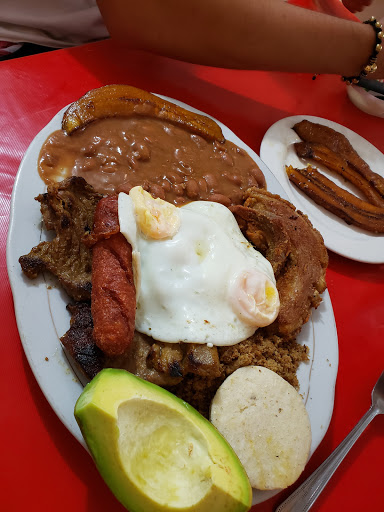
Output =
[{"x1": 276, "y1": 369, "x2": 384, "y2": 512}]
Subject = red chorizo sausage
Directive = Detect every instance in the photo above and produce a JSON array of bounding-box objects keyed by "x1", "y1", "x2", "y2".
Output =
[{"x1": 91, "y1": 195, "x2": 136, "y2": 356}]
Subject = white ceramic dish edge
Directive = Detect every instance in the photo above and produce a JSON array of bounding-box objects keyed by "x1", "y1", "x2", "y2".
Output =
[
  {"x1": 260, "y1": 115, "x2": 384, "y2": 264},
  {"x1": 6, "y1": 97, "x2": 338, "y2": 506}
]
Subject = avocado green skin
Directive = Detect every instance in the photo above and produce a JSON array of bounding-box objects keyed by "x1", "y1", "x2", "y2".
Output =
[{"x1": 75, "y1": 368, "x2": 252, "y2": 512}]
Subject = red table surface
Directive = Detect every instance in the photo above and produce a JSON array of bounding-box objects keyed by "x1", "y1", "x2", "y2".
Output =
[{"x1": 0, "y1": 40, "x2": 383, "y2": 512}]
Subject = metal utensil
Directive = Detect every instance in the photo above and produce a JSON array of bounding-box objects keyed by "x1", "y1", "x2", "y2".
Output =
[
  {"x1": 276, "y1": 369, "x2": 384, "y2": 512},
  {"x1": 357, "y1": 78, "x2": 384, "y2": 97}
]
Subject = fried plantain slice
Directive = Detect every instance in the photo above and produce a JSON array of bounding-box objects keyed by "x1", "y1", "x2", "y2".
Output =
[
  {"x1": 293, "y1": 120, "x2": 384, "y2": 199},
  {"x1": 294, "y1": 141, "x2": 384, "y2": 208},
  {"x1": 62, "y1": 84, "x2": 224, "y2": 142},
  {"x1": 286, "y1": 165, "x2": 384, "y2": 233}
]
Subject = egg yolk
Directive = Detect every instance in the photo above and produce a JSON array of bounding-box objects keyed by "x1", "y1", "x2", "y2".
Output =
[
  {"x1": 229, "y1": 270, "x2": 280, "y2": 327},
  {"x1": 129, "y1": 186, "x2": 180, "y2": 239}
]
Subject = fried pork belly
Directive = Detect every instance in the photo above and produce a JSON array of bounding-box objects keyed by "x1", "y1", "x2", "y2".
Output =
[
  {"x1": 60, "y1": 303, "x2": 175, "y2": 385},
  {"x1": 232, "y1": 188, "x2": 328, "y2": 339},
  {"x1": 105, "y1": 333, "x2": 185, "y2": 387},
  {"x1": 111, "y1": 340, "x2": 222, "y2": 386},
  {"x1": 61, "y1": 302, "x2": 221, "y2": 391},
  {"x1": 147, "y1": 342, "x2": 184, "y2": 379},
  {"x1": 19, "y1": 177, "x2": 102, "y2": 301},
  {"x1": 231, "y1": 204, "x2": 290, "y2": 277},
  {"x1": 146, "y1": 342, "x2": 222, "y2": 380},
  {"x1": 183, "y1": 344, "x2": 222, "y2": 378},
  {"x1": 61, "y1": 307, "x2": 309, "y2": 418}
]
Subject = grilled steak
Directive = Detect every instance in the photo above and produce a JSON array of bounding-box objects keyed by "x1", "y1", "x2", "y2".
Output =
[
  {"x1": 19, "y1": 177, "x2": 102, "y2": 301},
  {"x1": 61, "y1": 302, "x2": 104, "y2": 381}
]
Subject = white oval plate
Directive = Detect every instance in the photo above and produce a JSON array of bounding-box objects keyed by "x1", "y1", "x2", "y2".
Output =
[
  {"x1": 260, "y1": 115, "x2": 384, "y2": 264},
  {"x1": 6, "y1": 98, "x2": 338, "y2": 506}
]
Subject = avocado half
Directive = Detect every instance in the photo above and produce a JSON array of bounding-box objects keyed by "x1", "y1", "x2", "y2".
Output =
[{"x1": 75, "y1": 368, "x2": 252, "y2": 512}]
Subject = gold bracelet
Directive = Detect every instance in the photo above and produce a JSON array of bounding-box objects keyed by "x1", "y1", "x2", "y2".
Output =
[{"x1": 342, "y1": 16, "x2": 383, "y2": 85}]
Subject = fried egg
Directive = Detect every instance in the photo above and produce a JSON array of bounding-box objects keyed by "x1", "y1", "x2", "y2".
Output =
[{"x1": 118, "y1": 187, "x2": 279, "y2": 346}]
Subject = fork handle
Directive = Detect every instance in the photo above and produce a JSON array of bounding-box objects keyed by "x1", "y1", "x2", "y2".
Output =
[{"x1": 275, "y1": 405, "x2": 379, "y2": 512}]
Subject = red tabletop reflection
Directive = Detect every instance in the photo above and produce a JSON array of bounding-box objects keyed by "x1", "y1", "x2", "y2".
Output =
[{"x1": 1, "y1": 39, "x2": 383, "y2": 512}]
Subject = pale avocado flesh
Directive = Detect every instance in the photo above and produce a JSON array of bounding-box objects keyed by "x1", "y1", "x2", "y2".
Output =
[{"x1": 75, "y1": 368, "x2": 252, "y2": 512}]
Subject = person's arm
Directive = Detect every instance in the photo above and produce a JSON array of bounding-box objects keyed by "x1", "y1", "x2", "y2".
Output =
[
  {"x1": 97, "y1": 0, "x2": 383, "y2": 78},
  {"x1": 341, "y1": 0, "x2": 373, "y2": 13}
]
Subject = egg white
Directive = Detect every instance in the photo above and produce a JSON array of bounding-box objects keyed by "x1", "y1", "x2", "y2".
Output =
[{"x1": 118, "y1": 192, "x2": 278, "y2": 346}]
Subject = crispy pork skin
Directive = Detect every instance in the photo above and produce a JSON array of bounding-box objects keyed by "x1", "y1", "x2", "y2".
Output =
[
  {"x1": 233, "y1": 188, "x2": 328, "y2": 339},
  {"x1": 231, "y1": 204, "x2": 290, "y2": 277}
]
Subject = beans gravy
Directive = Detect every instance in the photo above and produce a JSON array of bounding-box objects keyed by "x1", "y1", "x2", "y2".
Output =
[{"x1": 39, "y1": 116, "x2": 265, "y2": 206}]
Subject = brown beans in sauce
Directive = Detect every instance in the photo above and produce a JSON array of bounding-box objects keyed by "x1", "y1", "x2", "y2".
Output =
[
  {"x1": 186, "y1": 179, "x2": 200, "y2": 200},
  {"x1": 173, "y1": 183, "x2": 185, "y2": 197},
  {"x1": 219, "y1": 151, "x2": 234, "y2": 166},
  {"x1": 198, "y1": 178, "x2": 208, "y2": 194},
  {"x1": 161, "y1": 180, "x2": 171, "y2": 192},
  {"x1": 249, "y1": 167, "x2": 266, "y2": 188},
  {"x1": 39, "y1": 116, "x2": 266, "y2": 206},
  {"x1": 203, "y1": 173, "x2": 217, "y2": 190},
  {"x1": 208, "y1": 194, "x2": 231, "y2": 207},
  {"x1": 168, "y1": 172, "x2": 184, "y2": 185},
  {"x1": 149, "y1": 184, "x2": 166, "y2": 200},
  {"x1": 247, "y1": 174, "x2": 258, "y2": 188},
  {"x1": 225, "y1": 173, "x2": 242, "y2": 186}
]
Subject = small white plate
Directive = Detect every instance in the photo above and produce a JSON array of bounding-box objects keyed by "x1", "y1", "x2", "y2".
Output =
[
  {"x1": 260, "y1": 115, "x2": 384, "y2": 264},
  {"x1": 7, "y1": 99, "x2": 338, "y2": 506}
]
